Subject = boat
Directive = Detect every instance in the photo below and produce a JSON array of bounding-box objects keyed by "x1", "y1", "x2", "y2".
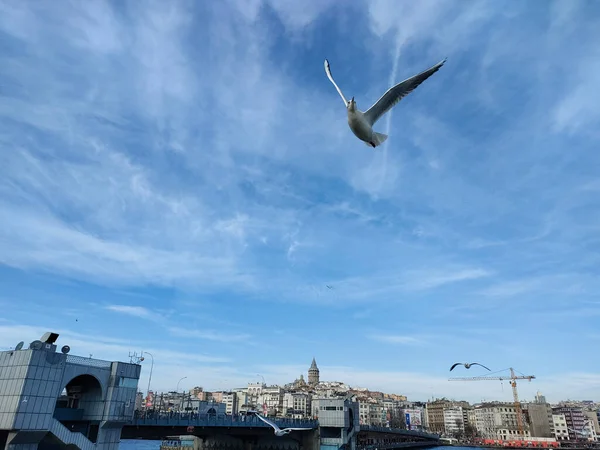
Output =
[{"x1": 160, "y1": 435, "x2": 201, "y2": 450}]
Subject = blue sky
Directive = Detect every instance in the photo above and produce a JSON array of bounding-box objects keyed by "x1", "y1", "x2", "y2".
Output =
[{"x1": 1, "y1": 0, "x2": 599, "y2": 403}]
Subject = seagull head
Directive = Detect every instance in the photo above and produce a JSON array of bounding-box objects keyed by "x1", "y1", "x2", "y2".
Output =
[{"x1": 347, "y1": 97, "x2": 356, "y2": 112}]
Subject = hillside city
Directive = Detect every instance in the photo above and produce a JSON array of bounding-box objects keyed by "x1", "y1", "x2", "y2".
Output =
[{"x1": 137, "y1": 359, "x2": 600, "y2": 444}]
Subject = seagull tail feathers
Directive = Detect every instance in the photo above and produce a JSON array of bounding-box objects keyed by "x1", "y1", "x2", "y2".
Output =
[{"x1": 373, "y1": 132, "x2": 388, "y2": 147}]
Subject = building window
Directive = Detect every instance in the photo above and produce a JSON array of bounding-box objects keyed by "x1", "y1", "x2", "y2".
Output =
[{"x1": 118, "y1": 377, "x2": 138, "y2": 388}]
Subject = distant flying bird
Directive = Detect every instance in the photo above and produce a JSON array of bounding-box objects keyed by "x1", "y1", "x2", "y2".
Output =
[
  {"x1": 324, "y1": 58, "x2": 447, "y2": 148},
  {"x1": 326, "y1": 285, "x2": 333, "y2": 289},
  {"x1": 450, "y1": 362, "x2": 491, "y2": 372},
  {"x1": 248, "y1": 410, "x2": 313, "y2": 436}
]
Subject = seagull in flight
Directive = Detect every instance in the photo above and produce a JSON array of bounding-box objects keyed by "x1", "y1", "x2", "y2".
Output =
[
  {"x1": 324, "y1": 58, "x2": 447, "y2": 148},
  {"x1": 450, "y1": 362, "x2": 491, "y2": 372},
  {"x1": 248, "y1": 410, "x2": 313, "y2": 436}
]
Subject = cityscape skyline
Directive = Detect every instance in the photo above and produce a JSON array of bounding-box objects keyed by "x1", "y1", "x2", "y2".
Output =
[
  {"x1": 0, "y1": 325, "x2": 597, "y2": 404},
  {"x1": 1, "y1": 0, "x2": 599, "y2": 407}
]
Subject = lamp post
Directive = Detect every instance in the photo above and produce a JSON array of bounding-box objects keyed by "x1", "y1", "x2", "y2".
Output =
[
  {"x1": 142, "y1": 351, "x2": 154, "y2": 408},
  {"x1": 177, "y1": 377, "x2": 188, "y2": 412}
]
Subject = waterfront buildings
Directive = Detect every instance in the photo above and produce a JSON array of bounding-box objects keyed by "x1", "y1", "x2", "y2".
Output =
[{"x1": 135, "y1": 359, "x2": 598, "y2": 443}]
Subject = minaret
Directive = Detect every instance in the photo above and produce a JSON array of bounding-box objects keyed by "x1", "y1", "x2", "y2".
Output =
[{"x1": 308, "y1": 357, "x2": 320, "y2": 385}]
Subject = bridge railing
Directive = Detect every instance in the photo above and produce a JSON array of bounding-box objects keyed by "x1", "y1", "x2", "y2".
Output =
[
  {"x1": 66, "y1": 354, "x2": 113, "y2": 369},
  {"x1": 359, "y1": 425, "x2": 439, "y2": 441},
  {"x1": 130, "y1": 411, "x2": 318, "y2": 429}
]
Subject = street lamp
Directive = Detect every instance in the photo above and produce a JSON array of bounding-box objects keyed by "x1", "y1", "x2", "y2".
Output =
[
  {"x1": 176, "y1": 376, "x2": 188, "y2": 392},
  {"x1": 177, "y1": 377, "x2": 188, "y2": 412},
  {"x1": 142, "y1": 351, "x2": 154, "y2": 408}
]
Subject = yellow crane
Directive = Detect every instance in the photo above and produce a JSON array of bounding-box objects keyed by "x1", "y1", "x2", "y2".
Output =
[{"x1": 448, "y1": 367, "x2": 535, "y2": 439}]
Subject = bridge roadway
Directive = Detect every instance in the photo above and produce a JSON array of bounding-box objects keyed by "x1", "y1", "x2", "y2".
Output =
[
  {"x1": 122, "y1": 412, "x2": 319, "y2": 440},
  {"x1": 122, "y1": 412, "x2": 440, "y2": 442}
]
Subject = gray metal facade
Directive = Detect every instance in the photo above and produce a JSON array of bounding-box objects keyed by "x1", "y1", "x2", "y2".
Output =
[{"x1": 0, "y1": 333, "x2": 141, "y2": 450}]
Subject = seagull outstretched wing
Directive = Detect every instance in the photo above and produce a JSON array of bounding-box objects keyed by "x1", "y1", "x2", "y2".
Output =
[
  {"x1": 364, "y1": 58, "x2": 447, "y2": 126},
  {"x1": 471, "y1": 362, "x2": 491, "y2": 371},
  {"x1": 449, "y1": 363, "x2": 463, "y2": 371},
  {"x1": 324, "y1": 59, "x2": 349, "y2": 106},
  {"x1": 251, "y1": 411, "x2": 282, "y2": 432},
  {"x1": 250, "y1": 411, "x2": 313, "y2": 435}
]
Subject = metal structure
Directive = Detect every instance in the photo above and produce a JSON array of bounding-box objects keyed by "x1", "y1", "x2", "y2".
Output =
[
  {"x1": 449, "y1": 367, "x2": 535, "y2": 438},
  {"x1": 141, "y1": 350, "x2": 155, "y2": 406}
]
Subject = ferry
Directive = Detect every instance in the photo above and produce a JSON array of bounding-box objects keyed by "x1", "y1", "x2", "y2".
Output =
[{"x1": 160, "y1": 435, "x2": 201, "y2": 450}]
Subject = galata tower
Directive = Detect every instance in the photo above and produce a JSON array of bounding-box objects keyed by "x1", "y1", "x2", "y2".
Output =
[{"x1": 308, "y1": 357, "x2": 320, "y2": 385}]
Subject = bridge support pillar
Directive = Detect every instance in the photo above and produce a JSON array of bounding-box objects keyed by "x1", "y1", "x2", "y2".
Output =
[
  {"x1": 96, "y1": 422, "x2": 124, "y2": 450},
  {"x1": 300, "y1": 430, "x2": 319, "y2": 450}
]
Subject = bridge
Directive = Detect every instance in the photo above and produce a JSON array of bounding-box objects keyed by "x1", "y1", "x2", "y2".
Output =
[
  {"x1": 121, "y1": 411, "x2": 440, "y2": 442},
  {"x1": 123, "y1": 412, "x2": 319, "y2": 439},
  {"x1": 123, "y1": 412, "x2": 440, "y2": 450}
]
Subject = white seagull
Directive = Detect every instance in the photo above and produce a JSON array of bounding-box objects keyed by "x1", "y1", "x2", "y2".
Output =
[
  {"x1": 248, "y1": 410, "x2": 313, "y2": 436},
  {"x1": 324, "y1": 58, "x2": 447, "y2": 148}
]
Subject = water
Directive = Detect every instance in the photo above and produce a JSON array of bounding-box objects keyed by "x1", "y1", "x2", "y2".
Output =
[{"x1": 121, "y1": 440, "x2": 161, "y2": 450}]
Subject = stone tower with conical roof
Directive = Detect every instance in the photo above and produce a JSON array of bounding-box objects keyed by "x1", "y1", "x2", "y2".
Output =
[{"x1": 308, "y1": 357, "x2": 320, "y2": 385}]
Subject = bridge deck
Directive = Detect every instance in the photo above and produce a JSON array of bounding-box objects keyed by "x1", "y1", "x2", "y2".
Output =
[
  {"x1": 131, "y1": 412, "x2": 318, "y2": 430},
  {"x1": 128, "y1": 413, "x2": 439, "y2": 441}
]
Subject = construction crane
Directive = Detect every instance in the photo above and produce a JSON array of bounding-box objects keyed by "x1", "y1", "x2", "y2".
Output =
[{"x1": 449, "y1": 367, "x2": 535, "y2": 439}]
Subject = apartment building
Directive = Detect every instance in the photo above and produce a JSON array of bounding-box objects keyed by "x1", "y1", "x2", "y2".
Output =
[
  {"x1": 585, "y1": 410, "x2": 600, "y2": 436},
  {"x1": 283, "y1": 391, "x2": 312, "y2": 418},
  {"x1": 357, "y1": 399, "x2": 371, "y2": 425},
  {"x1": 523, "y1": 402, "x2": 555, "y2": 438},
  {"x1": 472, "y1": 403, "x2": 531, "y2": 441},
  {"x1": 426, "y1": 399, "x2": 470, "y2": 435},
  {"x1": 553, "y1": 406, "x2": 587, "y2": 441},
  {"x1": 553, "y1": 413, "x2": 569, "y2": 441},
  {"x1": 222, "y1": 392, "x2": 237, "y2": 415},
  {"x1": 259, "y1": 386, "x2": 284, "y2": 416},
  {"x1": 443, "y1": 406, "x2": 465, "y2": 437}
]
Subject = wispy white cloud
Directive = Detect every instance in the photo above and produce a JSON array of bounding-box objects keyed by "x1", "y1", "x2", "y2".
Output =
[
  {"x1": 405, "y1": 268, "x2": 492, "y2": 290},
  {"x1": 105, "y1": 305, "x2": 162, "y2": 321},
  {"x1": 367, "y1": 334, "x2": 421, "y2": 345},
  {"x1": 103, "y1": 304, "x2": 253, "y2": 343},
  {"x1": 290, "y1": 265, "x2": 491, "y2": 305}
]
